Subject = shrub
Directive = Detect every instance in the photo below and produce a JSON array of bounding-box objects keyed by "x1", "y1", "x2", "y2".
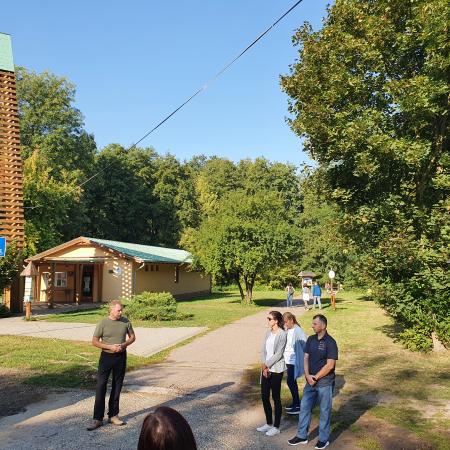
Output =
[
  {"x1": 0, "y1": 303, "x2": 11, "y2": 318},
  {"x1": 399, "y1": 327, "x2": 433, "y2": 353},
  {"x1": 123, "y1": 292, "x2": 177, "y2": 321},
  {"x1": 436, "y1": 319, "x2": 450, "y2": 349}
]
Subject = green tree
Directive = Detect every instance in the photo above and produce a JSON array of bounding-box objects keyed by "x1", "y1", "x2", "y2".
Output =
[
  {"x1": 23, "y1": 150, "x2": 84, "y2": 251},
  {"x1": 281, "y1": 0, "x2": 449, "y2": 349},
  {"x1": 83, "y1": 144, "x2": 159, "y2": 244},
  {"x1": 184, "y1": 190, "x2": 301, "y2": 303},
  {"x1": 296, "y1": 171, "x2": 358, "y2": 285},
  {"x1": 17, "y1": 67, "x2": 97, "y2": 251},
  {"x1": 16, "y1": 67, "x2": 96, "y2": 173},
  {"x1": 0, "y1": 241, "x2": 26, "y2": 293}
]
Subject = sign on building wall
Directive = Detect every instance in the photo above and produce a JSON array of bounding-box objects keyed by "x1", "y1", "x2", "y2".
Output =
[{"x1": 0, "y1": 237, "x2": 6, "y2": 257}]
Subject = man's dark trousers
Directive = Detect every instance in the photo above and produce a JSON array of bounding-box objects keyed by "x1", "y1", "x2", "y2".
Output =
[{"x1": 93, "y1": 351, "x2": 126, "y2": 420}]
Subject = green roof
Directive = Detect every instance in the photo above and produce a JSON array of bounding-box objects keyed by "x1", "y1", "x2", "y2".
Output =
[
  {"x1": 0, "y1": 33, "x2": 14, "y2": 72},
  {"x1": 87, "y1": 238, "x2": 193, "y2": 264}
]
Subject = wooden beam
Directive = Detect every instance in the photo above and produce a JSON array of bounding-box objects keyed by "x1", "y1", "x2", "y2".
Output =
[
  {"x1": 97, "y1": 263, "x2": 103, "y2": 302},
  {"x1": 48, "y1": 262, "x2": 55, "y2": 308}
]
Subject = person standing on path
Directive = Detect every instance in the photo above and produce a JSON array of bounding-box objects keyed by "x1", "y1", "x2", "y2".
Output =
[
  {"x1": 286, "y1": 283, "x2": 295, "y2": 308},
  {"x1": 287, "y1": 314, "x2": 338, "y2": 449},
  {"x1": 87, "y1": 299, "x2": 136, "y2": 431},
  {"x1": 257, "y1": 310, "x2": 287, "y2": 437},
  {"x1": 312, "y1": 281, "x2": 322, "y2": 309},
  {"x1": 283, "y1": 312, "x2": 308, "y2": 416},
  {"x1": 302, "y1": 284, "x2": 311, "y2": 310}
]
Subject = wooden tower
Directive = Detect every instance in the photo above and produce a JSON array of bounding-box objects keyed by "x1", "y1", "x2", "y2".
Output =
[
  {"x1": 1, "y1": 33, "x2": 25, "y2": 313},
  {"x1": 0, "y1": 33, "x2": 24, "y2": 248}
]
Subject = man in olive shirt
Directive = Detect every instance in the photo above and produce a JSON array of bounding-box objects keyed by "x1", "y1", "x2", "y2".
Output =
[{"x1": 87, "y1": 300, "x2": 136, "y2": 431}]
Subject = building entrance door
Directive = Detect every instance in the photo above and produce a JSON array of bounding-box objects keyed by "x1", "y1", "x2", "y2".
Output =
[{"x1": 81, "y1": 265, "x2": 94, "y2": 302}]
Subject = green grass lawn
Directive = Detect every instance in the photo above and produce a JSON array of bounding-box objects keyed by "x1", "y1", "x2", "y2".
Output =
[
  {"x1": 0, "y1": 334, "x2": 167, "y2": 389},
  {"x1": 0, "y1": 289, "x2": 284, "y2": 392},
  {"x1": 37, "y1": 289, "x2": 286, "y2": 330},
  {"x1": 243, "y1": 291, "x2": 450, "y2": 450}
]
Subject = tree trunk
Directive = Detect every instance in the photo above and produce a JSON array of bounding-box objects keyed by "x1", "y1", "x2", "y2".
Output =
[
  {"x1": 234, "y1": 274, "x2": 245, "y2": 301},
  {"x1": 244, "y1": 274, "x2": 255, "y2": 304}
]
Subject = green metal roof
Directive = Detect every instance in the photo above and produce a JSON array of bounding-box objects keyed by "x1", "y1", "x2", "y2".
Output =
[
  {"x1": 0, "y1": 33, "x2": 14, "y2": 72},
  {"x1": 86, "y1": 238, "x2": 193, "y2": 264}
]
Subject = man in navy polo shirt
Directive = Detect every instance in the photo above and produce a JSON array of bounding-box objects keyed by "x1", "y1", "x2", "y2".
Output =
[{"x1": 288, "y1": 314, "x2": 338, "y2": 449}]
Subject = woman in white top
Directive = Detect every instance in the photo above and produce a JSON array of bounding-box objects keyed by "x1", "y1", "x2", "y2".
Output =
[
  {"x1": 257, "y1": 310, "x2": 287, "y2": 437},
  {"x1": 302, "y1": 284, "x2": 310, "y2": 310},
  {"x1": 282, "y1": 311, "x2": 308, "y2": 415}
]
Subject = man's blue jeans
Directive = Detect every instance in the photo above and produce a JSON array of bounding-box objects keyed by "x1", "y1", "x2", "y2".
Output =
[
  {"x1": 287, "y1": 293, "x2": 293, "y2": 307},
  {"x1": 297, "y1": 383, "x2": 333, "y2": 443}
]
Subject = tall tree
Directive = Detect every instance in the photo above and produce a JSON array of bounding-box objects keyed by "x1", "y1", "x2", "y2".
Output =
[
  {"x1": 17, "y1": 67, "x2": 96, "y2": 251},
  {"x1": 185, "y1": 190, "x2": 301, "y2": 303},
  {"x1": 83, "y1": 145, "x2": 158, "y2": 244},
  {"x1": 281, "y1": 0, "x2": 449, "y2": 350},
  {"x1": 16, "y1": 67, "x2": 96, "y2": 175}
]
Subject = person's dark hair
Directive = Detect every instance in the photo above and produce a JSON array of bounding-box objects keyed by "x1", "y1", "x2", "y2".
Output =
[
  {"x1": 313, "y1": 314, "x2": 327, "y2": 327},
  {"x1": 282, "y1": 311, "x2": 298, "y2": 325},
  {"x1": 269, "y1": 310, "x2": 284, "y2": 329},
  {"x1": 137, "y1": 406, "x2": 197, "y2": 450}
]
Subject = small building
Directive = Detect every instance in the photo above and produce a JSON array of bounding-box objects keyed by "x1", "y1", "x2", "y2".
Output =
[
  {"x1": 25, "y1": 236, "x2": 211, "y2": 304},
  {"x1": 298, "y1": 270, "x2": 316, "y2": 287}
]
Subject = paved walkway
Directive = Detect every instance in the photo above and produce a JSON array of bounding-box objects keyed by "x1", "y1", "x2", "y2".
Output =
[
  {"x1": 0, "y1": 305, "x2": 331, "y2": 450},
  {"x1": 0, "y1": 316, "x2": 205, "y2": 357}
]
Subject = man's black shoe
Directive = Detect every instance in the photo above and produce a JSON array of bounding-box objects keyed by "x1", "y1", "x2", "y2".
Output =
[
  {"x1": 287, "y1": 436, "x2": 308, "y2": 446},
  {"x1": 315, "y1": 441, "x2": 329, "y2": 449}
]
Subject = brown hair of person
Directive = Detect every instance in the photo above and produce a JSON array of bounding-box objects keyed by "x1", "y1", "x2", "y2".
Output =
[
  {"x1": 137, "y1": 406, "x2": 197, "y2": 450},
  {"x1": 283, "y1": 311, "x2": 298, "y2": 325}
]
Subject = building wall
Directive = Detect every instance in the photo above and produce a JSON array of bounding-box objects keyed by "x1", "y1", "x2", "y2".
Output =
[
  {"x1": 51, "y1": 245, "x2": 111, "y2": 259},
  {"x1": 37, "y1": 244, "x2": 134, "y2": 302},
  {"x1": 38, "y1": 263, "x2": 76, "y2": 302},
  {"x1": 134, "y1": 263, "x2": 211, "y2": 297},
  {"x1": 31, "y1": 242, "x2": 209, "y2": 302},
  {"x1": 102, "y1": 258, "x2": 133, "y2": 301}
]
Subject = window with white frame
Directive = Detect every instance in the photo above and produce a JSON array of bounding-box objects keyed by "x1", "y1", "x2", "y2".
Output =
[{"x1": 55, "y1": 272, "x2": 67, "y2": 287}]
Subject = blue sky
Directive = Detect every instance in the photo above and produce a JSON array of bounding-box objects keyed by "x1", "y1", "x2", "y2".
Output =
[{"x1": 2, "y1": 1, "x2": 330, "y2": 166}]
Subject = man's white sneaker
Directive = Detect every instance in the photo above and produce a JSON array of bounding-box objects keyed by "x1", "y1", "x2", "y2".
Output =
[
  {"x1": 266, "y1": 427, "x2": 281, "y2": 436},
  {"x1": 256, "y1": 424, "x2": 272, "y2": 432}
]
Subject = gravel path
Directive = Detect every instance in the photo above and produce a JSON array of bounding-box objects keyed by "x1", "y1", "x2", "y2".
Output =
[
  {"x1": 0, "y1": 305, "x2": 321, "y2": 450},
  {"x1": 0, "y1": 316, "x2": 205, "y2": 357}
]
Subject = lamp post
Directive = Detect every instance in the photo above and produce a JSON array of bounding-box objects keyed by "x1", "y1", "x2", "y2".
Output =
[{"x1": 328, "y1": 269, "x2": 336, "y2": 310}]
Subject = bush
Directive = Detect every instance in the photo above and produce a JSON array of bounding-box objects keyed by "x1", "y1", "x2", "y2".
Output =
[
  {"x1": 122, "y1": 292, "x2": 177, "y2": 321},
  {"x1": 436, "y1": 319, "x2": 450, "y2": 349},
  {"x1": 398, "y1": 327, "x2": 433, "y2": 353},
  {"x1": 0, "y1": 303, "x2": 11, "y2": 318}
]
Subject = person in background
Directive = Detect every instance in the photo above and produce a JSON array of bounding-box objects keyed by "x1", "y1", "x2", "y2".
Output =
[
  {"x1": 287, "y1": 314, "x2": 338, "y2": 450},
  {"x1": 137, "y1": 406, "x2": 197, "y2": 450},
  {"x1": 286, "y1": 282, "x2": 295, "y2": 308},
  {"x1": 283, "y1": 312, "x2": 308, "y2": 416},
  {"x1": 302, "y1": 284, "x2": 310, "y2": 310},
  {"x1": 257, "y1": 310, "x2": 287, "y2": 437},
  {"x1": 312, "y1": 281, "x2": 322, "y2": 309}
]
